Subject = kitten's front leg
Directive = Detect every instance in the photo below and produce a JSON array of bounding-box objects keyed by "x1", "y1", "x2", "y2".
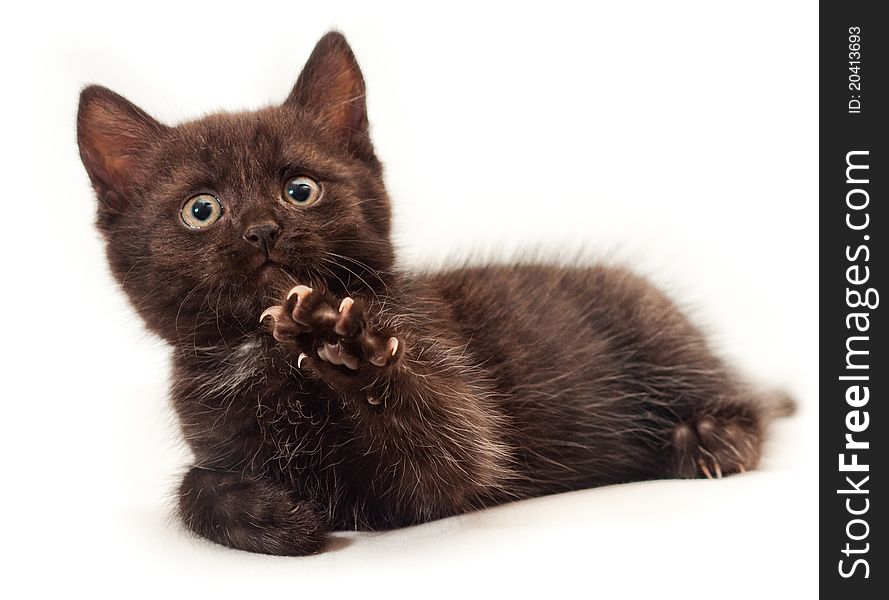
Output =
[
  {"x1": 178, "y1": 466, "x2": 327, "y2": 556},
  {"x1": 261, "y1": 284, "x2": 513, "y2": 521}
]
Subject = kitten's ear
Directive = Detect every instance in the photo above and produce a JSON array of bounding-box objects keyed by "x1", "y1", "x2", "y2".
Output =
[
  {"x1": 285, "y1": 32, "x2": 370, "y2": 145},
  {"x1": 77, "y1": 85, "x2": 167, "y2": 199}
]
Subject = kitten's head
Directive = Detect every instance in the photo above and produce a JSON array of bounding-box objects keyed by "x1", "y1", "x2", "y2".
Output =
[{"x1": 78, "y1": 32, "x2": 393, "y2": 342}]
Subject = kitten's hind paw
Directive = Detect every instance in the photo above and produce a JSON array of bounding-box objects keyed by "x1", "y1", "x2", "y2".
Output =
[{"x1": 671, "y1": 413, "x2": 763, "y2": 479}]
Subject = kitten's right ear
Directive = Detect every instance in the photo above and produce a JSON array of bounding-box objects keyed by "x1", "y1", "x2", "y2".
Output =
[{"x1": 77, "y1": 85, "x2": 167, "y2": 200}]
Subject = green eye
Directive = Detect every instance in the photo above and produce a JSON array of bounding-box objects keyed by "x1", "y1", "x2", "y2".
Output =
[
  {"x1": 284, "y1": 176, "x2": 321, "y2": 206},
  {"x1": 181, "y1": 194, "x2": 223, "y2": 228}
]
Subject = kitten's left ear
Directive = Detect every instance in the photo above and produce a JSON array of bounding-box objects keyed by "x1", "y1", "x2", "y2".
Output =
[{"x1": 285, "y1": 32, "x2": 371, "y2": 150}]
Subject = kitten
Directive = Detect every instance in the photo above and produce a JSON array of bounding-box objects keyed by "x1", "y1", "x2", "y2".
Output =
[{"x1": 77, "y1": 32, "x2": 794, "y2": 555}]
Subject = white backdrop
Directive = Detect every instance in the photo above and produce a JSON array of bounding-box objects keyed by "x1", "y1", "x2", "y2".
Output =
[{"x1": 2, "y1": 1, "x2": 817, "y2": 597}]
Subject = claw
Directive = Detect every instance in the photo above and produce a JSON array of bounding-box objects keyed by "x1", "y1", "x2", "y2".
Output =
[
  {"x1": 713, "y1": 461, "x2": 723, "y2": 479},
  {"x1": 368, "y1": 338, "x2": 399, "y2": 368},
  {"x1": 297, "y1": 352, "x2": 307, "y2": 368},
  {"x1": 260, "y1": 306, "x2": 284, "y2": 324},
  {"x1": 334, "y1": 297, "x2": 355, "y2": 336},
  {"x1": 698, "y1": 457, "x2": 714, "y2": 480},
  {"x1": 287, "y1": 285, "x2": 313, "y2": 301}
]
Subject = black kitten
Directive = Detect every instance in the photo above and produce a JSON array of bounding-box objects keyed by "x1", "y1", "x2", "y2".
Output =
[{"x1": 77, "y1": 32, "x2": 794, "y2": 555}]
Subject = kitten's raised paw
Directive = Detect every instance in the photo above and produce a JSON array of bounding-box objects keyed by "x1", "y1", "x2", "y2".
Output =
[
  {"x1": 672, "y1": 414, "x2": 763, "y2": 479},
  {"x1": 261, "y1": 285, "x2": 401, "y2": 373}
]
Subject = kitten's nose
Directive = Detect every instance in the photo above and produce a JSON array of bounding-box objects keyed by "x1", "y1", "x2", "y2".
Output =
[{"x1": 244, "y1": 222, "x2": 280, "y2": 256}]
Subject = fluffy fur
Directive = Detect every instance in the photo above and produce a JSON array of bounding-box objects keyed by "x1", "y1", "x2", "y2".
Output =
[{"x1": 77, "y1": 32, "x2": 793, "y2": 555}]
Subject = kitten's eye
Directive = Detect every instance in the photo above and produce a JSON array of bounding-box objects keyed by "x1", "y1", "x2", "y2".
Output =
[
  {"x1": 181, "y1": 194, "x2": 223, "y2": 228},
  {"x1": 283, "y1": 176, "x2": 321, "y2": 206}
]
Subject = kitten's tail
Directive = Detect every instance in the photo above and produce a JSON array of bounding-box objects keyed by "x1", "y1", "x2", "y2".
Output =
[{"x1": 760, "y1": 390, "x2": 798, "y2": 420}]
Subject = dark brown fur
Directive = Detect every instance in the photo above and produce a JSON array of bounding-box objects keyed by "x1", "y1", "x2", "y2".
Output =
[{"x1": 77, "y1": 32, "x2": 792, "y2": 555}]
